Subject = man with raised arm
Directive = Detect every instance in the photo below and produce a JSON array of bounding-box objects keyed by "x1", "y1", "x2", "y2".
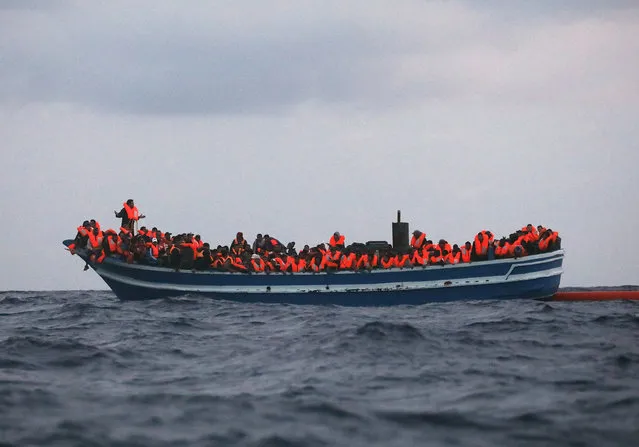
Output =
[{"x1": 115, "y1": 199, "x2": 145, "y2": 232}]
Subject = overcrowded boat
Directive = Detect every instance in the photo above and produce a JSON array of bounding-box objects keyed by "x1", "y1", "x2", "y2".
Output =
[{"x1": 63, "y1": 203, "x2": 564, "y2": 305}]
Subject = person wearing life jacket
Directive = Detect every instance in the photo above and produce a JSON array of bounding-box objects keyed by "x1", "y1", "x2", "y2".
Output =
[
  {"x1": 521, "y1": 224, "x2": 539, "y2": 245},
  {"x1": 410, "y1": 230, "x2": 426, "y2": 249},
  {"x1": 339, "y1": 250, "x2": 356, "y2": 270},
  {"x1": 68, "y1": 220, "x2": 92, "y2": 254},
  {"x1": 538, "y1": 229, "x2": 559, "y2": 252},
  {"x1": 380, "y1": 251, "x2": 396, "y2": 269},
  {"x1": 144, "y1": 238, "x2": 159, "y2": 265},
  {"x1": 395, "y1": 251, "x2": 412, "y2": 268},
  {"x1": 309, "y1": 251, "x2": 327, "y2": 272},
  {"x1": 145, "y1": 227, "x2": 157, "y2": 241},
  {"x1": 325, "y1": 246, "x2": 342, "y2": 270},
  {"x1": 450, "y1": 245, "x2": 462, "y2": 264},
  {"x1": 87, "y1": 227, "x2": 105, "y2": 264},
  {"x1": 354, "y1": 251, "x2": 368, "y2": 270},
  {"x1": 167, "y1": 239, "x2": 182, "y2": 270},
  {"x1": 115, "y1": 199, "x2": 145, "y2": 232},
  {"x1": 89, "y1": 219, "x2": 101, "y2": 232},
  {"x1": 461, "y1": 241, "x2": 472, "y2": 263},
  {"x1": 103, "y1": 229, "x2": 119, "y2": 257},
  {"x1": 231, "y1": 232, "x2": 250, "y2": 256},
  {"x1": 420, "y1": 240, "x2": 434, "y2": 260},
  {"x1": 437, "y1": 239, "x2": 452, "y2": 255},
  {"x1": 329, "y1": 232, "x2": 345, "y2": 249},
  {"x1": 138, "y1": 226, "x2": 149, "y2": 240},
  {"x1": 494, "y1": 238, "x2": 510, "y2": 258},
  {"x1": 295, "y1": 255, "x2": 308, "y2": 273},
  {"x1": 193, "y1": 243, "x2": 213, "y2": 270},
  {"x1": 230, "y1": 254, "x2": 249, "y2": 273},
  {"x1": 250, "y1": 254, "x2": 266, "y2": 273},
  {"x1": 429, "y1": 245, "x2": 443, "y2": 265},
  {"x1": 410, "y1": 248, "x2": 425, "y2": 267},
  {"x1": 273, "y1": 253, "x2": 293, "y2": 273},
  {"x1": 472, "y1": 232, "x2": 489, "y2": 261}
]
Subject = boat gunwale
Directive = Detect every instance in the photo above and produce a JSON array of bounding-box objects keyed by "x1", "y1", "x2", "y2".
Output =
[{"x1": 62, "y1": 239, "x2": 564, "y2": 276}]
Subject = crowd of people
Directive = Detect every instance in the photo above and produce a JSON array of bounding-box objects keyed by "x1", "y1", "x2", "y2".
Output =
[{"x1": 67, "y1": 199, "x2": 561, "y2": 273}]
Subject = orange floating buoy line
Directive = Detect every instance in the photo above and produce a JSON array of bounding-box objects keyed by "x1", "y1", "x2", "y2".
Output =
[{"x1": 552, "y1": 290, "x2": 639, "y2": 301}]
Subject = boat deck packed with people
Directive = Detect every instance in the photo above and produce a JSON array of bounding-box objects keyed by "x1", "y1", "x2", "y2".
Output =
[{"x1": 63, "y1": 202, "x2": 564, "y2": 305}]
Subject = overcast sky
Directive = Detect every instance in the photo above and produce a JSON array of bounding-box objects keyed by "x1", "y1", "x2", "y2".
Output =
[{"x1": 1, "y1": 0, "x2": 638, "y2": 290}]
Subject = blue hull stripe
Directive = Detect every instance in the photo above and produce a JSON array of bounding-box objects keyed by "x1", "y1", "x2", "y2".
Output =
[{"x1": 63, "y1": 240, "x2": 564, "y2": 305}]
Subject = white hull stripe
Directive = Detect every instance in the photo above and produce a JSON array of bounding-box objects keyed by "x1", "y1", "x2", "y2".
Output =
[
  {"x1": 93, "y1": 250, "x2": 565, "y2": 275},
  {"x1": 97, "y1": 266, "x2": 563, "y2": 294}
]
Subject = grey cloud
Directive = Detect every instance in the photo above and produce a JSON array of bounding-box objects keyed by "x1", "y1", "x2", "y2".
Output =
[
  {"x1": 1, "y1": 6, "x2": 398, "y2": 115},
  {"x1": 1, "y1": 1, "x2": 638, "y2": 116}
]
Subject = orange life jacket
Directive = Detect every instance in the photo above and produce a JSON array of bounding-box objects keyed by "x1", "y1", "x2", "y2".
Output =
[
  {"x1": 309, "y1": 256, "x2": 326, "y2": 272},
  {"x1": 340, "y1": 254, "x2": 355, "y2": 269},
  {"x1": 107, "y1": 235, "x2": 118, "y2": 253},
  {"x1": 295, "y1": 258, "x2": 307, "y2": 272},
  {"x1": 411, "y1": 250, "x2": 425, "y2": 266},
  {"x1": 450, "y1": 251, "x2": 461, "y2": 264},
  {"x1": 381, "y1": 257, "x2": 396, "y2": 269},
  {"x1": 145, "y1": 244, "x2": 158, "y2": 257},
  {"x1": 396, "y1": 254, "x2": 411, "y2": 268},
  {"x1": 410, "y1": 233, "x2": 425, "y2": 249},
  {"x1": 356, "y1": 254, "x2": 369, "y2": 269},
  {"x1": 461, "y1": 247, "x2": 472, "y2": 263},
  {"x1": 231, "y1": 257, "x2": 248, "y2": 272},
  {"x1": 329, "y1": 234, "x2": 345, "y2": 247},
  {"x1": 474, "y1": 235, "x2": 489, "y2": 256},
  {"x1": 123, "y1": 203, "x2": 139, "y2": 221},
  {"x1": 88, "y1": 232, "x2": 103, "y2": 250},
  {"x1": 251, "y1": 258, "x2": 265, "y2": 272}
]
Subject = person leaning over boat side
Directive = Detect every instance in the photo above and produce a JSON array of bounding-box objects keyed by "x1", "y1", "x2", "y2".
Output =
[
  {"x1": 472, "y1": 232, "x2": 489, "y2": 261},
  {"x1": 460, "y1": 241, "x2": 472, "y2": 263},
  {"x1": 396, "y1": 250, "x2": 412, "y2": 268},
  {"x1": 115, "y1": 199, "x2": 145, "y2": 232},
  {"x1": 68, "y1": 220, "x2": 92, "y2": 254},
  {"x1": 450, "y1": 244, "x2": 462, "y2": 264},
  {"x1": 329, "y1": 232, "x2": 345, "y2": 249}
]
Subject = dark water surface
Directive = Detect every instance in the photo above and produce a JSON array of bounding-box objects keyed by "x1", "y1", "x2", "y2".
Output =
[{"x1": 1, "y1": 291, "x2": 638, "y2": 446}]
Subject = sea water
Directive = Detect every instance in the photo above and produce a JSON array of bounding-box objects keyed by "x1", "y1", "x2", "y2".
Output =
[{"x1": 1, "y1": 290, "x2": 638, "y2": 446}]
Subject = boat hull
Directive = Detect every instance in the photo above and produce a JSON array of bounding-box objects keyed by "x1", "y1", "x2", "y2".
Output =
[{"x1": 63, "y1": 240, "x2": 564, "y2": 305}]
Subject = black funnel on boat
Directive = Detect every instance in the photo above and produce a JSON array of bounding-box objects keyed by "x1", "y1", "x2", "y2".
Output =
[{"x1": 392, "y1": 210, "x2": 409, "y2": 251}]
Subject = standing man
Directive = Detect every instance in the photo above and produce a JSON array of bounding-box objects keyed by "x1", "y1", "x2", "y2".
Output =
[{"x1": 115, "y1": 199, "x2": 145, "y2": 232}]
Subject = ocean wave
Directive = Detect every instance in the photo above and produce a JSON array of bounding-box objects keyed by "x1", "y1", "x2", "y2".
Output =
[
  {"x1": 375, "y1": 409, "x2": 497, "y2": 430},
  {"x1": 296, "y1": 401, "x2": 364, "y2": 421},
  {"x1": 592, "y1": 314, "x2": 639, "y2": 325},
  {"x1": 0, "y1": 336, "x2": 127, "y2": 369},
  {"x1": 3, "y1": 291, "x2": 639, "y2": 447},
  {"x1": 354, "y1": 321, "x2": 424, "y2": 340}
]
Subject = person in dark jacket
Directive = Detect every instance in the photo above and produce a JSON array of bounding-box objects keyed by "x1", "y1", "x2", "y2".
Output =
[{"x1": 114, "y1": 199, "x2": 145, "y2": 231}]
